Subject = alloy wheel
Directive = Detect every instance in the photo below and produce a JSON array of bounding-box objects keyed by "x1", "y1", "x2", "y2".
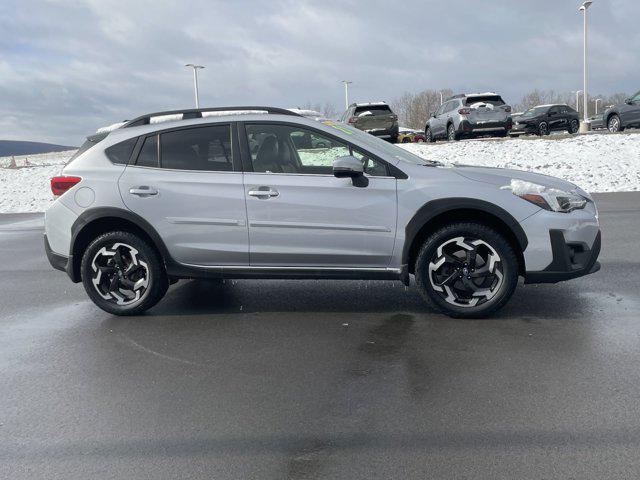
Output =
[
  {"x1": 427, "y1": 237, "x2": 504, "y2": 308},
  {"x1": 570, "y1": 119, "x2": 579, "y2": 133},
  {"x1": 608, "y1": 116, "x2": 620, "y2": 133},
  {"x1": 448, "y1": 125, "x2": 455, "y2": 141},
  {"x1": 538, "y1": 122, "x2": 548, "y2": 135},
  {"x1": 90, "y1": 242, "x2": 149, "y2": 305}
]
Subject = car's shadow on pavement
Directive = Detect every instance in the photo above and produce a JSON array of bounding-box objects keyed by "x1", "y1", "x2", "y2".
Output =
[{"x1": 141, "y1": 278, "x2": 596, "y2": 320}]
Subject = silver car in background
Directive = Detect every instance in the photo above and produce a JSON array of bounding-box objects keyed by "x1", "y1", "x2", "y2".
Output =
[
  {"x1": 44, "y1": 106, "x2": 600, "y2": 318},
  {"x1": 425, "y1": 93, "x2": 513, "y2": 142}
]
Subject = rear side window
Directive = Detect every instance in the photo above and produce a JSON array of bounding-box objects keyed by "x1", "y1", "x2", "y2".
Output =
[
  {"x1": 354, "y1": 105, "x2": 393, "y2": 116},
  {"x1": 160, "y1": 125, "x2": 232, "y2": 171},
  {"x1": 464, "y1": 96, "x2": 505, "y2": 107},
  {"x1": 136, "y1": 135, "x2": 158, "y2": 167},
  {"x1": 105, "y1": 137, "x2": 137, "y2": 165}
]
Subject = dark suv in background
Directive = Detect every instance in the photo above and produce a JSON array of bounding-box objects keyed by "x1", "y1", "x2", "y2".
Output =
[
  {"x1": 511, "y1": 104, "x2": 580, "y2": 136},
  {"x1": 604, "y1": 89, "x2": 640, "y2": 132},
  {"x1": 340, "y1": 102, "x2": 399, "y2": 143}
]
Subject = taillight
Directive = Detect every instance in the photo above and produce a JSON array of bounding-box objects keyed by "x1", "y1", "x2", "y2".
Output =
[
  {"x1": 51, "y1": 176, "x2": 81, "y2": 196},
  {"x1": 390, "y1": 115, "x2": 398, "y2": 121},
  {"x1": 503, "y1": 106, "x2": 512, "y2": 113},
  {"x1": 348, "y1": 117, "x2": 358, "y2": 124},
  {"x1": 458, "y1": 108, "x2": 472, "y2": 115}
]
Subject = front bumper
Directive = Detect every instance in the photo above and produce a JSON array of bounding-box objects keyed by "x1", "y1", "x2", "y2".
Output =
[
  {"x1": 525, "y1": 229, "x2": 601, "y2": 284},
  {"x1": 510, "y1": 122, "x2": 537, "y2": 134}
]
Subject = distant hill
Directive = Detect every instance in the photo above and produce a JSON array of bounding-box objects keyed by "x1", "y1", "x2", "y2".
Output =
[{"x1": 0, "y1": 140, "x2": 77, "y2": 157}]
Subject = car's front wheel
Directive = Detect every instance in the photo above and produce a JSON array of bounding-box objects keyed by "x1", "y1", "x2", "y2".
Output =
[
  {"x1": 538, "y1": 121, "x2": 549, "y2": 136},
  {"x1": 425, "y1": 127, "x2": 435, "y2": 143},
  {"x1": 81, "y1": 231, "x2": 168, "y2": 315},
  {"x1": 414, "y1": 222, "x2": 519, "y2": 318}
]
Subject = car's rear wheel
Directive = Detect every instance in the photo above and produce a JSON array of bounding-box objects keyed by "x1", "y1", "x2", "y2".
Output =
[
  {"x1": 538, "y1": 121, "x2": 549, "y2": 136},
  {"x1": 81, "y1": 231, "x2": 168, "y2": 315},
  {"x1": 402, "y1": 137, "x2": 412, "y2": 143},
  {"x1": 447, "y1": 124, "x2": 458, "y2": 141},
  {"x1": 608, "y1": 114, "x2": 622, "y2": 133},
  {"x1": 568, "y1": 119, "x2": 579, "y2": 134},
  {"x1": 415, "y1": 222, "x2": 519, "y2": 318},
  {"x1": 425, "y1": 127, "x2": 435, "y2": 143}
]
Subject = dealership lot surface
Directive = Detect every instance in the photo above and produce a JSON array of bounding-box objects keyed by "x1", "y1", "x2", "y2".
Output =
[{"x1": 2, "y1": 192, "x2": 640, "y2": 479}]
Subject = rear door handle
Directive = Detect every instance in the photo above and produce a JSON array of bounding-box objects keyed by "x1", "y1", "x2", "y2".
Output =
[
  {"x1": 129, "y1": 186, "x2": 158, "y2": 197},
  {"x1": 248, "y1": 188, "x2": 279, "y2": 198}
]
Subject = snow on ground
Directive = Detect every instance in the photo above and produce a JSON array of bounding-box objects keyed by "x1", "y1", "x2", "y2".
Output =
[
  {"x1": 0, "y1": 133, "x2": 638, "y2": 213},
  {"x1": 401, "y1": 133, "x2": 640, "y2": 193},
  {"x1": 0, "y1": 151, "x2": 73, "y2": 213}
]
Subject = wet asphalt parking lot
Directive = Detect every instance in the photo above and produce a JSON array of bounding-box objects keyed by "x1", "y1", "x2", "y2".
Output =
[{"x1": 1, "y1": 192, "x2": 640, "y2": 479}]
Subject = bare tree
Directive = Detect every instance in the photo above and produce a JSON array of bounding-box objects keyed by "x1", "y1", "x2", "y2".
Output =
[{"x1": 391, "y1": 88, "x2": 453, "y2": 130}]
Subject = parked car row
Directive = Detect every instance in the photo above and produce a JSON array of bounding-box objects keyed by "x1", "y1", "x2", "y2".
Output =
[{"x1": 339, "y1": 88, "x2": 640, "y2": 143}]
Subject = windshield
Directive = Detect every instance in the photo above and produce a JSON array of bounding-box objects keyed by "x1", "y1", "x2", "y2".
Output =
[
  {"x1": 520, "y1": 106, "x2": 548, "y2": 118},
  {"x1": 322, "y1": 121, "x2": 440, "y2": 166}
]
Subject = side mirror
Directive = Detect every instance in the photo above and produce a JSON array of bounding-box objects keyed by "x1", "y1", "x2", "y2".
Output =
[{"x1": 333, "y1": 156, "x2": 368, "y2": 188}]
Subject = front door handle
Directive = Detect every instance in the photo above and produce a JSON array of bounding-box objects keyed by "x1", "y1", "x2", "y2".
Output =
[
  {"x1": 129, "y1": 186, "x2": 158, "y2": 197},
  {"x1": 248, "y1": 188, "x2": 279, "y2": 198}
]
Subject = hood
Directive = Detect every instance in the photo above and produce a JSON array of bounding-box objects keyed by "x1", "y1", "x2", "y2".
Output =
[{"x1": 452, "y1": 165, "x2": 578, "y2": 192}]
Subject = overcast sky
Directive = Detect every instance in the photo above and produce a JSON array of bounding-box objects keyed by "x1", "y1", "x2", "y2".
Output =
[{"x1": 1, "y1": 0, "x2": 638, "y2": 145}]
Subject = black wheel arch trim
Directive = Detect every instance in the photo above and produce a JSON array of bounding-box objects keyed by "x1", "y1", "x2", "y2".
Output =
[
  {"x1": 402, "y1": 198, "x2": 529, "y2": 268},
  {"x1": 69, "y1": 207, "x2": 179, "y2": 283}
]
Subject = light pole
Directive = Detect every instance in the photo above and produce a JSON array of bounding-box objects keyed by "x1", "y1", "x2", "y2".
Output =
[
  {"x1": 341, "y1": 81, "x2": 353, "y2": 110},
  {"x1": 440, "y1": 91, "x2": 444, "y2": 105},
  {"x1": 595, "y1": 98, "x2": 602, "y2": 115},
  {"x1": 575, "y1": 90, "x2": 583, "y2": 113},
  {"x1": 185, "y1": 64, "x2": 205, "y2": 108},
  {"x1": 579, "y1": 1, "x2": 593, "y2": 131}
]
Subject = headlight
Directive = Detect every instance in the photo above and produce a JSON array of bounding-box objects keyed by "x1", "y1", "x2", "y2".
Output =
[{"x1": 502, "y1": 179, "x2": 587, "y2": 213}]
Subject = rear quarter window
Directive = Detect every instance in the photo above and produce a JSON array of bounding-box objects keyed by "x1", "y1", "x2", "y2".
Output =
[{"x1": 105, "y1": 137, "x2": 137, "y2": 165}]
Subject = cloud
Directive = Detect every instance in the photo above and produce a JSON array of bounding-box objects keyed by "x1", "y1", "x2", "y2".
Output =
[{"x1": 0, "y1": 0, "x2": 638, "y2": 144}]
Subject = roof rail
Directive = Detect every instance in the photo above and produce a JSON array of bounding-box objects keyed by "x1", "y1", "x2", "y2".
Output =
[{"x1": 121, "y1": 106, "x2": 302, "y2": 128}]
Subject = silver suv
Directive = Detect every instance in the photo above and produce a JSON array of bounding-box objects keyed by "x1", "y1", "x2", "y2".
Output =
[
  {"x1": 425, "y1": 93, "x2": 513, "y2": 142},
  {"x1": 45, "y1": 106, "x2": 601, "y2": 318}
]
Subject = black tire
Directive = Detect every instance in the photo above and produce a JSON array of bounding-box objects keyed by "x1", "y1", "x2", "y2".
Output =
[
  {"x1": 568, "y1": 119, "x2": 579, "y2": 134},
  {"x1": 414, "y1": 222, "x2": 519, "y2": 318},
  {"x1": 402, "y1": 137, "x2": 412, "y2": 143},
  {"x1": 608, "y1": 114, "x2": 622, "y2": 133},
  {"x1": 425, "y1": 127, "x2": 435, "y2": 143},
  {"x1": 81, "y1": 231, "x2": 168, "y2": 315},
  {"x1": 447, "y1": 123, "x2": 459, "y2": 141},
  {"x1": 538, "y1": 121, "x2": 549, "y2": 136}
]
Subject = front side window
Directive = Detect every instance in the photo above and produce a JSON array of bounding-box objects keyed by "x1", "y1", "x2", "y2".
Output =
[
  {"x1": 245, "y1": 124, "x2": 390, "y2": 176},
  {"x1": 246, "y1": 124, "x2": 349, "y2": 174},
  {"x1": 160, "y1": 125, "x2": 232, "y2": 171}
]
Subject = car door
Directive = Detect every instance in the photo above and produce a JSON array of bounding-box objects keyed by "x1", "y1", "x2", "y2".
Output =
[
  {"x1": 118, "y1": 123, "x2": 249, "y2": 266},
  {"x1": 431, "y1": 103, "x2": 447, "y2": 137},
  {"x1": 621, "y1": 91, "x2": 640, "y2": 126},
  {"x1": 547, "y1": 106, "x2": 564, "y2": 131},
  {"x1": 240, "y1": 122, "x2": 397, "y2": 268}
]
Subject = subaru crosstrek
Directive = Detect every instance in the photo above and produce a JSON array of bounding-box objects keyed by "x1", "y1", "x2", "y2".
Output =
[
  {"x1": 45, "y1": 106, "x2": 601, "y2": 318},
  {"x1": 425, "y1": 93, "x2": 512, "y2": 142}
]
